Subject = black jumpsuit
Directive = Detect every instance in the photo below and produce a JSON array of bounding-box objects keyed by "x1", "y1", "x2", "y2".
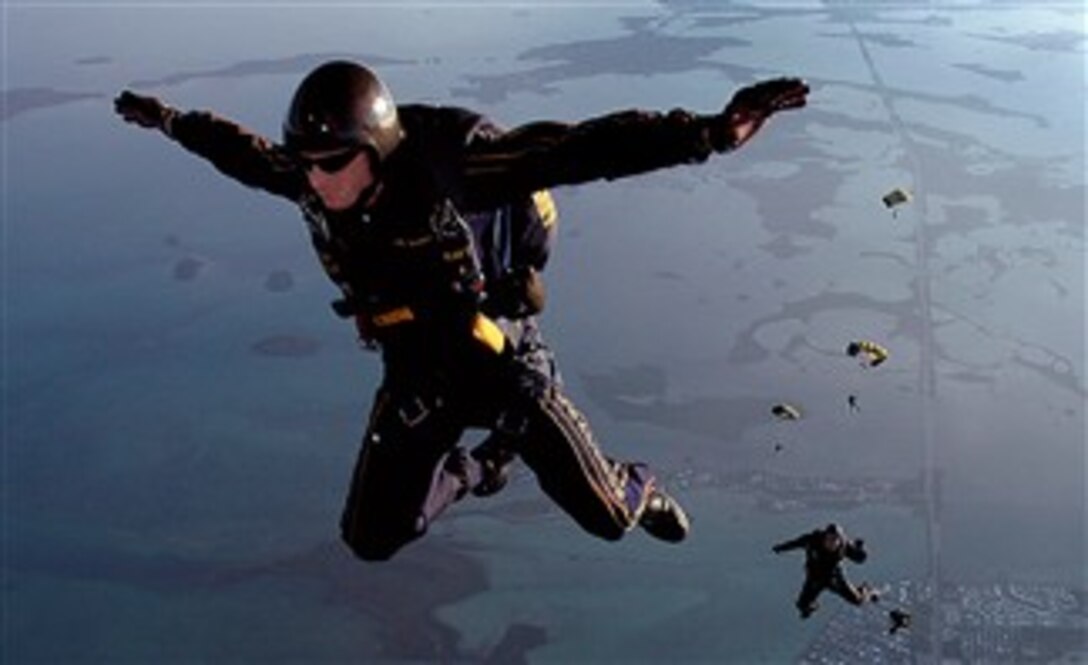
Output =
[
  {"x1": 774, "y1": 529, "x2": 869, "y2": 615},
  {"x1": 163, "y1": 102, "x2": 724, "y2": 560}
]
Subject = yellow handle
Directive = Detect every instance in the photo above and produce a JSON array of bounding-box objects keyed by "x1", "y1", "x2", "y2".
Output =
[{"x1": 472, "y1": 313, "x2": 506, "y2": 354}]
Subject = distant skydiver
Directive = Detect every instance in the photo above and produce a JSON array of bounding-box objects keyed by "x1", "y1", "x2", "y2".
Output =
[
  {"x1": 116, "y1": 60, "x2": 808, "y2": 561},
  {"x1": 773, "y1": 523, "x2": 879, "y2": 618},
  {"x1": 888, "y1": 608, "x2": 912, "y2": 634}
]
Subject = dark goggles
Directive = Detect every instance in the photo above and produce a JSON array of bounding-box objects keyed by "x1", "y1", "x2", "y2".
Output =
[{"x1": 295, "y1": 147, "x2": 361, "y2": 174}]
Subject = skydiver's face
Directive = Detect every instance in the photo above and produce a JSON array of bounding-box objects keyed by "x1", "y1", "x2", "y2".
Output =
[
  {"x1": 300, "y1": 148, "x2": 376, "y2": 211},
  {"x1": 823, "y1": 532, "x2": 843, "y2": 552}
]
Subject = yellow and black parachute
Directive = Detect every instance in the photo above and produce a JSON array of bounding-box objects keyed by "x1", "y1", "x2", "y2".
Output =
[{"x1": 846, "y1": 340, "x2": 889, "y2": 367}]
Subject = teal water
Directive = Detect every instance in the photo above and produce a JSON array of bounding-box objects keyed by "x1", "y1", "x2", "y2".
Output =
[{"x1": 4, "y1": 2, "x2": 1085, "y2": 662}]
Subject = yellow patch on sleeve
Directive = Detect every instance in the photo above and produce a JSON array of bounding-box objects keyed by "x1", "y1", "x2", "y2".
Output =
[
  {"x1": 532, "y1": 190, "x2": 558, "y2": 229},
  {"x1": 372, "y1": 306, "x2": 415, "y2": 328},
  {"x1": 472, "y1": 313, "x2": 506, "y2": 354}
]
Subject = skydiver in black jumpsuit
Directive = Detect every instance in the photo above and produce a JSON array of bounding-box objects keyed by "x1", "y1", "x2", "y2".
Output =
[
  {"x1": 773, "y1": 523, "x2": 879, "y2": 618},
  {"x1": 116, "y1": 60, "x2": 808, "y2": 561}
]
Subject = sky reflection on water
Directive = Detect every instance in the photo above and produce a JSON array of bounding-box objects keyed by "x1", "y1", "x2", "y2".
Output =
[{"x1": 4, "y1": 2, "x2": 1084, "y2": 662}]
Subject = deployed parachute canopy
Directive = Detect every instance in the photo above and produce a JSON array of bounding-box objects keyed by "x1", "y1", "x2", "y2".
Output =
[
  {"x1": 771, "y1": 402, "x2": 802, "y2": 421},
  {"x1": 889, "y1": 609, "x2": 912, "y2": 635},
  {"x1": 882, "y1": 187, "x2": 911, "y2": 209},
  {"x1": 846, "y1": 340, "x2": 889, "y2": 367},
  {"x1": 882, "y1": 188, "x2": 912, "y2": 217}
]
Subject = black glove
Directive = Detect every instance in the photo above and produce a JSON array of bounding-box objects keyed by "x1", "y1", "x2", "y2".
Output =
[
  {"x1": 483, "y1": 266, "x2": 546, "y2": 319},
  {"x1": 772, "y1": 544, "x2": 785, "y2": 554},
  {"x1": 714, "y1": 77, "x2": 809, "y2": 151},
  {"x1": 114, "y1": 90, "x2": 172, "y2": 130}
]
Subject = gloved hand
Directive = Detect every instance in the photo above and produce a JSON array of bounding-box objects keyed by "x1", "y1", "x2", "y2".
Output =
[
  {"x1": 851, "y1": 538, "x2": 869, "y2": 563},
  {"x1": 772, "y1": 544, "x2": 786, "y2": 554},
  {"x1": 114, "y1": 90, "x2": 172, "y2": 130},
  {"x1": 716, "y1": 78, "x2": 809, "y2": 151},
  {"x1": 483, "y1": 266, "x2": 546, "y2": 319}
]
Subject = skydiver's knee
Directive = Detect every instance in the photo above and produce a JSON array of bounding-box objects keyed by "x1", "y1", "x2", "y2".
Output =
[
  {"x1": 340, "y1": 523, "x2": 416, "y2": 562},
  {"x1": 583, "y1": 518, "x2": 626, "y2": 542},
  {"x1": 598, "y1": 527, "x2": 625, "y2": 542},
  {"x1": 349, "y1": 542, "x2": 398, "y2": 562},
  {"x1": 341, "y1": 531, "x2": 402, "y2": 562}
]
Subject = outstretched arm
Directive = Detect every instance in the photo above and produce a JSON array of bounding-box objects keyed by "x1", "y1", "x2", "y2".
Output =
[
  {"x1": 114, "y1": 91, "x2": 305, "y2": 202},
  {"x1": 772, "y1": 532, "x2": 812, "y2": 554},
  {"x1": 462, "y1": 77, "x2": 808, "y2": 206},
  {"x1": 844, "y1": 538, "x2": 868, "y2": 563}
]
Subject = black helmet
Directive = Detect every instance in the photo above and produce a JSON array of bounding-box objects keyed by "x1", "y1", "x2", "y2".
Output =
[
  {"x1": 822, "y1": 523, "x2": 846, "y2": 549},
  {"x1": 283, "y1": 61, "x2": 404, "y2": 162}
]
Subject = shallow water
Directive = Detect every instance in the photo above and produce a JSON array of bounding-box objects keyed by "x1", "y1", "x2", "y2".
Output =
[{"x1": 4, "y1": 2, "x2": 1085, "y2": 662}]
